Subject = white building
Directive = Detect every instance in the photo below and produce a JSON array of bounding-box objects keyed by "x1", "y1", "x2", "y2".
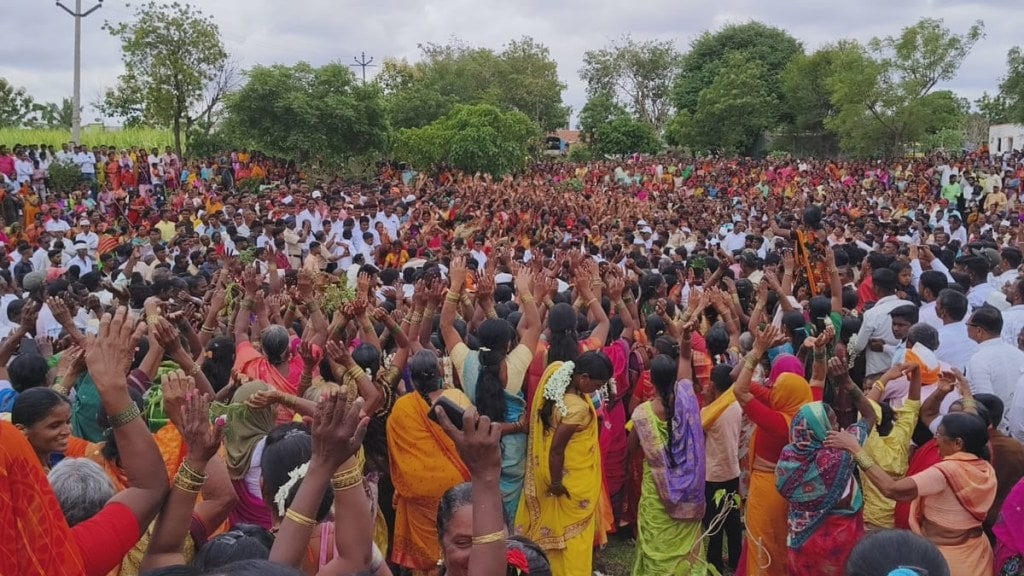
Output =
[{"x1": 989, "y1": 123, "x2": 1024, "y2": 156}]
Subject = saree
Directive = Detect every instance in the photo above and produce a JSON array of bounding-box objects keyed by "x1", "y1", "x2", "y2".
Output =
[
  {"x1": 740, "y1": 372, "x2": 813, "y2": 576},
  {"x1": 0, "y1": 420, "x2": 86, "y2": 576},
  {"x1": 910, "y1": 452, "x2": 997, "y2": 576},
  {"x1": 234, "y1": 340, "x2": 309, "y2": 424},
  {"x1": 631, "y1": 379, "x2": 706, "y2": 575},
  {"x1": 994, "y1": 477, "x2": 1024, "y2": 575},
  {"x1": 387, "y1": 389, "x2": 471, "y2": 571},
  {"x1": 515, "y1": 362, "x2": 603, "y2": 576},
  {"x1": 776, "y1": 403, "x2": 867, "y2": 576},
  {"x1": 461, "y1": 350, "x2": 528, "y2": 524}
]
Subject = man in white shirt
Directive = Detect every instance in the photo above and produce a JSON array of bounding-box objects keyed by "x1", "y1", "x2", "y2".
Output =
[
  {"x1": 935, "y1": 289, "x2": 977, "y2": 373},
  {"x1": 963, "y1": 255, "x2": 994, "y2": 311},
  {"x1": 67, "y1": 243, "x2": 94, "y2": 276},
  {"x1": 720, "y1": 221, "x2": 747, "y2": 254},
  {"x1": 374, "y1": 205, "x2": 401, "y2": 240},
  {"x1": 295, "y1": 200, "x2": 322, "y2": 234},
  {"x1": 990, "y1": 247, "x2": 1021, "y2": 290},
  {"x1": 1002, "y1": 277, "x2": 1024, "y2": 346},
  {"x1": 74, "y1": 147, "x2": 96, "y2": 180},
  {"x1": 917, "y1": 270, "x2": 949, "y2": 330},
  {"x1": 14, "y1": 152, "x2": 33, "y2": 185},
  {"x1": 851, "y1": 268, "x2": 910, "y2": 380},
  {"x1": 74, "y1": 220, "x2": 99, "y2": 259},
  {"x1": 45, "y1": 212, "x2": 71, "y2": 234},
  {"x1": 966, "y1": 307, "x2": 1024, "y2": 410}
]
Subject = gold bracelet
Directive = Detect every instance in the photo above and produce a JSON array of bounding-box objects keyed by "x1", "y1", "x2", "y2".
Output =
[
  {"x1": 520, "y1": 293, "x2": 536, "y2": 305},
  {"x1": 178, "y1": 461, "x2": 208, "y2": 483},
  {"x1": 585, "y1": 297, "x2": 597, "y2": 308},
  {"x1": 173, "y1": 474, "x2": 203, "y2": 493},
  {"x1": 744, "y1": 357, "x2": 759, "y2": 371},
  {"x1": 330, "y1": 465, "x2": 364, "y2": 492},
  {"x1": 284, "y1": 508, "x2": 318, "y2": 528},
  {"x1": 53, "y1": 384, "x2": 70, "y2": 396},
  {"x1": 109, "y1": 402, "x2": 142, "y2": 428},
  {"x1": 854, "y1": 451, "x2": 876, "y2": 471},
  {"x1": 200, "y1": 325, "x2": 215, "y2": 335},
  {"x1": 187, "y1": 362, "x2": 201, "y2": 377},
  {"x1": 346, "y1": 366, "x2": 367, "y2": 381},
  {"x1": 445, "y1": 292, "x2": 461, "y2": 304},
  {"x1": 872, "y1": 380, "x2": 886, "y2": 392},
  {"x1": 146, "y1": 315, "x2": 160, "y2": 327},
  {"x1": 471, "y1": 529, "x2": 508, "y2": 545}
]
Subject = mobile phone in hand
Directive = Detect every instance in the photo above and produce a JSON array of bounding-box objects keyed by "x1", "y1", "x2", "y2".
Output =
[{"x1": 428, "y1": 396, "x2": 465, "y2": 431}]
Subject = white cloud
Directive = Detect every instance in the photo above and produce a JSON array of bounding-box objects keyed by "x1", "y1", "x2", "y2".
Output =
[{"x1": 0, "y1": 0, "x2": 1017, "y2": 125}]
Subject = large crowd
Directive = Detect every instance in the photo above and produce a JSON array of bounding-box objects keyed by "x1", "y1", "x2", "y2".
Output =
[{"x1": 1, "y1": 142, "x2": 1024, "y2": 576}]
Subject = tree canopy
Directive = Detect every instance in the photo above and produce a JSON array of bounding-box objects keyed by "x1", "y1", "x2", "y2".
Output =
[
  {"x1": 393, "y1": 104, "x2": 539, "y2": 176},
  {"x1": 223, "y1": 62, "x2": 390, "y2": 161},
  {"x1": 100, "y1": 1, "x2": 229, "y2": 157},
  {"x1": 978, "y1": 46, "x2": 1024, "y2": 124},
  {"x1": 380, "y1": 37, "x2": 567, "y2": 132},
  {"x1": 579, "y1": 36, "x2": 681, "y2": 131}
]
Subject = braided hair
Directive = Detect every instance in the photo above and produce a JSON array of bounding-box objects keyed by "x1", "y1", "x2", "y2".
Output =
[{"x1": 650, "y1": 354, "x2": 679, "y2": 467}]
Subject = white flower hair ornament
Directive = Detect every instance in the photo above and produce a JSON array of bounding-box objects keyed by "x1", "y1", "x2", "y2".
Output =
[
  {"x1": 274, "y1": 461, "x2": 310, "y2": 517},
  {"x1": 543, "y1": 361, "x2": 575, "y2": 416}
]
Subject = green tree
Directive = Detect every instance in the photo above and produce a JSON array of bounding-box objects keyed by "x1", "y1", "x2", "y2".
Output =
[
  {"x1": 593, "y1": 116, "x2": 661, "y2": 156},
  {"x1": 100, "y1": 1, "x2": 228, "y2": 157},
  {"x1": 394, "y1": 103, "x2": 539, "y2": 176},
  {"x1": 382, "y1": 38, "x2": 566, "y2": 131},
  {"x1": 579, "y1": 36, "x2": 681, "y2": 130},
  {"x1": 684, "y1": 53, "x2": 778, "y2": 154},
  {"x1": 578, "y1": 93, "x2": 629, "y2": 142},
  {"x1": 0, "y1": 77, "x2": 37, "y2": 127},
  {"x1": 224, "y1": 62, "x2": 390, "y2": 161},
  {"x1": 673, "y1": 21, "x2": 803, "y2": 123},
  {"x1": 978, "y1": 46, "x2": 1024, "y2": 124},
  {"x1": 826, "y1": 18, "x2": 983, "y2": 156},
  {"x1": 30, "y1": 98, "x2": 75, "y2": 129},
  {"x1": 780, "y1": 42, "x2": 859, "y2": 132}
]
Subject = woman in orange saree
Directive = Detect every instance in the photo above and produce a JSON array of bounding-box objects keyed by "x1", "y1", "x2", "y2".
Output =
[
  {"x1": 829, "y1": 411, "x2": 996, "y2": 576},
  {"x1": 387, "y1": 350, "x2": 471, "y2": 575},
  {"x1": 1, "y1": 419, "x2": 86, "y2": 576}
]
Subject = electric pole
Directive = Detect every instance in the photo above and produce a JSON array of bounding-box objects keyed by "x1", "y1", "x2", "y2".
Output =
[
  {"x1": 56, "y1": 0, "x2": 103, "y2": 145},
  {"x1": 350, "y1": 52, "x2": 376, "y2": 84}
]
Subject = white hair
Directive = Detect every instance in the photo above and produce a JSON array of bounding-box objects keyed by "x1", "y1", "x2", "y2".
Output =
[{"x1": 48, "y1": 458, "x2": 115, "y2": 526}]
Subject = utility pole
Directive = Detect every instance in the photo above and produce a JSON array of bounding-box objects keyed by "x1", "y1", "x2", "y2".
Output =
[
  {"x1": 350, "y1": 52, "x2": 376, "y2": 84},
  {"x1": 56, "y1": 0, "x2": 103, "y2": 145}
]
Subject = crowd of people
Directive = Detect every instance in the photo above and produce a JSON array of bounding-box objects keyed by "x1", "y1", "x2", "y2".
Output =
[{"x1": 1, "y1": 141, "x2": 1024, "y2": 576}]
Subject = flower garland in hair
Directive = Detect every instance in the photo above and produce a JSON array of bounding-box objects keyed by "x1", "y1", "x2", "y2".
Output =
[
  {"x1": 543, "y1": 361, "x2": 575, "y2": 416},
  {"x1": 274, "y1": 461, "x2": 310, "y2": 517},
  {"x1": 602, "y1": 377, "x2": 617, "y2": 403},
  {"x1": 847, "y1": 332, "x2": 860, "y2": 370}
]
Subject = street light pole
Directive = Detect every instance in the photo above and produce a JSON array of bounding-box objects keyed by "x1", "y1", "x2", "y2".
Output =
[{"x1": 56, "y1": 0, "x2": 102, "y2": 144}]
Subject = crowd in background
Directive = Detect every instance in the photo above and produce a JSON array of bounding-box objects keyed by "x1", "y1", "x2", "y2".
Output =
[{"x1": 1, "y1": 144, "x2": 1024, "y2": 576}]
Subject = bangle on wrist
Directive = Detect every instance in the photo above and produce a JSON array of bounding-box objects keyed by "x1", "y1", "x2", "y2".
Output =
[
  {"x1": 109, "y1": 402, "x2": 142, "y2": 428},
  {"x1": 471, "y1": 529, "x2": 508, "y2": 545},
  {"x1": 284, "y1": 508, "x2": 317, "y2": 528}
]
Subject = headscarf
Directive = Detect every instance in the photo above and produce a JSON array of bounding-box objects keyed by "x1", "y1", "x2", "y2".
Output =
[
  {"x1": 209, "y1": 380, "x2": 275, "y2": 479},
  {"x1": 770, "y1": 373, "x2": 814, "y2": 425},
  {"x1": 775, "y1": 402, "x2": 861, "y2": 549},
  {"x1": 768, "y1": 353, "x2": 805, "y2": 387}
]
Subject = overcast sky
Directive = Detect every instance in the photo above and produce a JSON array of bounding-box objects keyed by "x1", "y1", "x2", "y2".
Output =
[{"x1": 1, "y1": 0, "x2": 1018, "y2": 127}]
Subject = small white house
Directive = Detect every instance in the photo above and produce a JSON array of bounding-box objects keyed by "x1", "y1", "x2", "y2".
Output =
[{"x1": 989, "y1": 123, "x2": 1024, "y2": 155}]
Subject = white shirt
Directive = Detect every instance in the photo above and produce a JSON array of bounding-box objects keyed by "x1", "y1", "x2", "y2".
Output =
[
  {"x1": 14, "y1": 159, "x2": 33, "y2": 184},
  {"x1": 74, "y1": 152, "x2": 95, "y2": 174},
  {"x1": 45, "y1": 219, "x2": 70, "y2": 234},
  {"x1": 75, "y1": 232, "x2": 99, "y2": 257},
  {"x1": 67, "y1": 255, "x2": 94, "y2": 274},
  {"x1": 374, "y1": 212, "x2": 401, "y2": 240},
  {"x1": 1003, "y1": 304, "x2": 1024, "y2": 346},
  {"x1": 721, "y1": 231, "x2": 747, "y2": 254},
  {"x1": 1008, "y1": 373, "x2": 1024, "y2": 442},
  {"x1": 918, "y1": 301, "x2": 943, "y2": 330},
  {"x1": 937, "y1": 321, "x2": 977, "y2": 373},
  {"x1": 990, "y1": 269, "x2": 1018, "y2": 290},
  {"x1": 296, "y1": 209, "x2": 322, "y2": 234},
  {"x1": 967, "y1": 337, "x2": 1024, "y2": 404},
  {"x1": 967, "y1": 283, "x2": 994, "y2": 311},
  {"x1": 852, "y1": 294, "x2": 910, "y2": 376}
]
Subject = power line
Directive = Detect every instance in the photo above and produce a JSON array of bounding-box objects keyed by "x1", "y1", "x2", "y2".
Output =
[{"x1": 350, "y1": 52, "x2": 376, "y2": 84}]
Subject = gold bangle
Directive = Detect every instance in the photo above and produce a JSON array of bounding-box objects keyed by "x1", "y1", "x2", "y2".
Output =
[
  {"x1": 178, "y1": 461, "x2": 208, "y2": 483},
  {"x1": 200, "y1": 325, "x2": 215, "y2": 334},
  {"x1": 173, "y1": 475, "x2": 203, "y2": 493},
  {"x1": 146, "y1": 315, "x2": 160, "y2": 327},
  {"x1": 585, "y1": 297, "x2": 597, "y2": 308},
  {"x1": 330, "y1": 465, "x2": 364, "y2": 492},
  {"x1": 445, "y1": 292, "x2": 461, "y2": 304},
  {"x1": 188, "y1": 362, "x2": 201, "y2": 377},
  {"x1": 471, "y1": 529, "x2": 508, "y2": 545},
  {"x1": 109, "y1": 402, "x2": 141, "y2": 428},
  {"x1": 284, "y1": 508, "x2": 318, "y2": 528},
  {"x1": 854, "y1": 451, "x2": 876, "y2": 471},
  {"x1": 346, "y1": 366, "x2": 367, "y2": 381},
  {"x1": 744, "y1": 357, "x2": 759, "y2": 371},
  {"x1": 520, "y1": 293, "x2": 536, "y2": 305}
]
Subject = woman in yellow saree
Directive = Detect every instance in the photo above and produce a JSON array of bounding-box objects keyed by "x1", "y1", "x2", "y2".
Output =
[
  {"x1": 515, "y1": 350, "x2": 614, "y2": 576},
  {"x1": 387, "y1": 350, "x2": 472, "y2": 575}
]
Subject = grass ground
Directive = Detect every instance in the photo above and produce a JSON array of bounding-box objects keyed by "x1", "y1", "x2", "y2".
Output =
[{"x1": 595, "y1": 532, "x2": 636, "y2": 575}]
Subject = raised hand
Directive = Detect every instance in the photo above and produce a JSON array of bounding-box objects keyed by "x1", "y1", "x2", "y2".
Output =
[
  {"x1": 85, "y1": 307, "x2": 144, "y2": 393},
  {"x1": 434, "y1": 404, "x2": 502, "y2": 483},
  {"x1": 309, "y1": 388, "x2": 369, "y2": 471},
  {"x1": 162, "y1": 369, "x2": 194, "y2": 430},
  {"x1": 153, "y1": 318, "x2": 183, "y2": 354},
  {"x1": 180, "y1": 389, "x2": 222, "y2": 464}
]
